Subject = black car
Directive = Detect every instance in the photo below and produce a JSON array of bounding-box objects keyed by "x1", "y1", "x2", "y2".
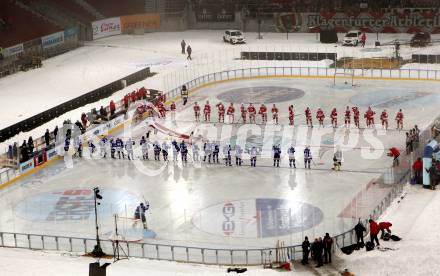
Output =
[{"x1": 410, "y1": 32, "x2": 431, "y2": 47}]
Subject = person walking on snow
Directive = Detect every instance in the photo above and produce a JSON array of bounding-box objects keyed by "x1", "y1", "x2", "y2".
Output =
[
  {"x1": 181, "y1": 39, "x2": 186, "y2": 54},
  {"x1": 187, "y1": 45, "x2": 192, "y2": 60}
]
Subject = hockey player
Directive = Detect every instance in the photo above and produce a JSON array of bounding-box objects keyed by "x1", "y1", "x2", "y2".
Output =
[
  {"x1": 203, "y1": 141, "x2": 212, "y2": 163},
  {"x1": 272, "y1": 104, "x2": 279, "y2": 124},
  {"x1": 223, "y1": 144, "x2": 232, "y2": 166},
  {"x1": 344, "y1": 106, "x2": 351, "y2": 127},
  {"x1": 161, "y1": 141, "x2": 169, "y2": 161},
  {"x1": 330, "y1": 108, "x2": 338, "y2": 128},
  {"x1": 227, "y1": 103, "x2": 235, "y2": 123},
  {"x1": 204, "y1": 101, "x2": 211, "y2": 122},
  {"x1": 99, "y1": 137, "x2": 107, "y2": 158},
  {"x1": 288, "y1": 146, "x2": 296, "y2": 168},
  {"x1": 157, "y1": 101, "x2": 166, "y2": 118},
  {"x1": 304, "y1": 146, "x2": 312, "y2": 169},
  {"x1": 259, "y1": 104, "x2": 268, "y2": 123},
  {"x1": 305, "y1": 107, "x2": 313, "y2": 127},
  {"x1": 75, "y1": 137, "x2": 82, "y2": 158},
  {"x1": 273, "y1": 145, "x2": 281, "y2": 167},
  {"x1": 126, "y1": 138, "x2": 134, "y2": 160},
  {"x1": 248, "y1": 103, "x2": 256, "y2": 124},
  {"x1": 116, "y1": 138, "x2": 124, "y2": 159},
  {"x1": 288, "y1": 105, "x2": 294, "y2": 126},
  {"x1": 250, "y1": 146, "x2": 258, "y2": 167},
  {"x1": 194, "y1": 102, "x2": 201, "y2": 122},
  {"x1": 352, "y1": 106, "x2": 360, "y2": 128},
  {"x1": 380, "y1": 109, "x2": 389, "y2": 130},
  {"x1": 110, "y1": 138, "x2": 116, "y2": 159},
  {"x1": 235, "y1": 144, "x2": 243, "y2": 166},
  {"x1": 172, "y1": 140, "x2": 180, "y2": 161},
  {"x1": 213, "y1": 142, "x2": 220, "y2": 163},
  {"x1": 217, "y1": 102, "x2": 225, "y2": 123},
  {"x1": 140, "y1": 136, "x2": 149, "y2": 160},
  {"x1": 395, "y1": 109, "x2": 403, "y2": 130},
  {"x1": 192, "y1": 143, "x2": 200, "y2": 162},
  {"x1": 333, "y1": 148, "x2": 342, "y2": 171},
  {"x1": 365, "y1": 107, "x2": 375, "y2": 128},
  {"x1": 88, "y1": 139, "x2": 96, "y2": 158},
  {"x1": 170, "y1": 101, "x2": 177, "y2": 122},
  {"x1": 316, "y1": 108, "x2": 325, "y2": 127},
  {"x1": 134, "y1": 202, "x2": 148, "y2": 229},
  {"x1": 240, "y1": 104, "x2": 247, "y2": 123},
  {"x1": 180, "y1": 141, "x2": 188, "y2": 163},
  {"x1": 153, "y1": 142, "x2": 161, "y2": 161}
]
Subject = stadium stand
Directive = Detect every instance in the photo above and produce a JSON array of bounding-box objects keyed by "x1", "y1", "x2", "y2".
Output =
[
  {"x1": 86, "y1": 0, "x2": 145, "y2": 17},
  {"x1": 0, "y1": 1, "x2": 60, "y2": 48}
]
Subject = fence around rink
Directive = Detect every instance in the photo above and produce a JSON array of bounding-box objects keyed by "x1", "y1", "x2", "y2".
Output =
[{"x1": 2, "y1": 63, "x2": 437, "y2": 265}]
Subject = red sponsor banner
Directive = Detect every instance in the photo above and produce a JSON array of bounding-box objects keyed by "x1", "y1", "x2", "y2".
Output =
[{"x1": 120, "y1": 13, "x2": 160, "y2": 33}]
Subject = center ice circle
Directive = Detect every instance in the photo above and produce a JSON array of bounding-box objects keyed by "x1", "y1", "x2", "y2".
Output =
[
  {"x1": 15, "y1": 188, "x2": 139, "y2": 222},
  {"x1": 217, "y1": 86, "x2": 305, "y2": 104},
  {"x1": 192, "y1": 198, "x2": 323, "y2": 238}
]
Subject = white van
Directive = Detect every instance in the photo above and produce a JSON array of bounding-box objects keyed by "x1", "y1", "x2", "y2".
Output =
[
  {"x1": 223, "y1": 30, "x2": 246, "y2": 44},
  {"x1": 342, "y1": 30, "x2": 362, "y2": 46}
]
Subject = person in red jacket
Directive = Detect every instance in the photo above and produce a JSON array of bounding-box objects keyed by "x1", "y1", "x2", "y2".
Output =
[
  {"x1": 412, "y1": 157, "x2": 423, "y2": 184},
  {"x1": 123, "y1": 95, "x2": 129, "y2": 109},
  {"x1": 378, "y1": 222, "x2": 392, "y2": 239},
  {"x1": 109, "y1": 100, "x2": 116, "y2": 116},
  {"x1": 388, "y1": 147, "x2": 400, "y2": 167},
  {"x1": 369, "y1": 219, "x2": 380, "y2": 246}
]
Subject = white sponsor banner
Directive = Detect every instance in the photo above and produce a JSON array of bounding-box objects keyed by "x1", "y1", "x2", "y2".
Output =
[
  {"x1": 3, "y1": 43, "x2": 24, "y2": 57},
  {"x1": 92, "y1": 17, "x2": 121, "y2": 40},
  {"x1": 19, "y1": 159, "x2": 34, "y2": 173},
  {"x1": 41, "y1": 31, "x2": 65, "y2": 49},
  {"x1": 46, "y1": 148, "x2": 58, "y2": 160}
]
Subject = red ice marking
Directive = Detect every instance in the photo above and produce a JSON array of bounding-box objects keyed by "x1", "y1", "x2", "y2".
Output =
[
  {"x1": 62, "y1": 189, "x2": 92, "y2": 196},
  {"x1": 150, "y1": 121, "x2": 190, "y2": 140}
]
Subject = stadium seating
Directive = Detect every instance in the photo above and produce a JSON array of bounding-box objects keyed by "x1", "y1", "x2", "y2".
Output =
[
  {"x1": 45, "y1": 0, "x2": 96, "y2": 23},
  {"x1": 0, "y1": 1, "x2": 60, "y2": 48},
  {"x1": 86, "y1": 0, "x2": 145, "y2": 17}
]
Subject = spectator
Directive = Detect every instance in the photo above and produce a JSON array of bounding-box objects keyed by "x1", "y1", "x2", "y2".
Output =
[
  {"x1": 124, "y1": 95, "x2": 129, "y2": 109},
  {"x1": 81, "y1": 113, "x2": 88, "y2": 129},
  {"x1": 323, "y1": 233, "x2": 333, "y2": 264},
  {"x1": 369, "y1": 219, "x2": 380, "y2": 246},
  {"x1": 181, "y1": 39, "x2": 186, "y2": 54},
  {"x1": 412, "y1": 157, "x2": 423, "y2": 184},
  {"x1": 53, "y1": 125, "x2": 58, "y2": 142},
  {"x1": 99, "y1": 106, "x2": 108, "y2": 119},
  {"x1": 388, "y1": 147, "x2": 400, "y2": 167},
  {"x1": 110, "y1": 100, "x2": 116, "y2": 116},
  {"x1": 426, "y1": 160, "x2": 437, "y2": 190},
  {"x1": 20, "y1": 140, "x2": 28, "y2": 162},
  {"x1": 405, "y1": 132, "x2": 413, "y2": 154},
  {"x1": 301, "y1": 236, "x2": 310, "y2": 265},
  {"x1": 12, "y1": 142, "x2": 18, "y2": 160},
  {"x1": 27, "y1": 136, "x2": 34, "y2": 156},
  {"x1": 187, "y1": 45, "x2": 192, "y2": 60},
  {"x1": 378, "y1": 221, "x2": 392, "y2": 239},
  {"x1": 44, "y1": 129, "x2": 50, "y2": 148},
  {"x1": 354, "y1": 219, "x2": 366, "y2": 246},
  {"x1": 315, "y1": 237, "x2": 323, "y2": 267},
  {"x1": 7, "y1": 144, "x2": 13, "y2": 159}
]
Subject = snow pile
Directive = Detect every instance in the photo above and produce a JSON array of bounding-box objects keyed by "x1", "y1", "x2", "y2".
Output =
[{"x1": 339, "y1": 184, "x2": 440, "y2": 275}]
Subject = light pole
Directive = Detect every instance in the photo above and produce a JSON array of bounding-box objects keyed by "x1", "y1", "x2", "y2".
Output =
[{"x1": 92, "y1": 187, "x2": 105, "y2": 257}]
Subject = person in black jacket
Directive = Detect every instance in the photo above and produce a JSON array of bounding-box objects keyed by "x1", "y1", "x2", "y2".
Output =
[
  {"x1": 27, "y1": 136, "x2": 34, "y2": 156},
  {"x1": 323, "y1": 233, "x2": 333, "y2": 264},
  {"x1": 354, "y1": 219, "x2": 367, "y2": 246},
  {"x1": 315, "y1": 237, "x2": 324, "y2": 267},
  {"x1": 44, "y1": 129, "x2": 50, "y2": 148},
  {"x1": 301, "y1": 236, "x2": 310, "y2": 265}
]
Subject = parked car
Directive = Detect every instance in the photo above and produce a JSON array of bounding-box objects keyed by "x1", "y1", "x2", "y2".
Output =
[
  {"x1": 223, "y1": 30, "x2": 246, "y2": 44},
  {"x1": 342, "y1": 30, "x2": 362, "y2": 46},
  {"x1": 410, "y1": 32, "x2": 431, "y2": 47}
]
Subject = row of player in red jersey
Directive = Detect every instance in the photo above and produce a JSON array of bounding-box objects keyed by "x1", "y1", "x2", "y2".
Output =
[{"x1": 192, "y1": 101, "x2": 404, "y2": 130}]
